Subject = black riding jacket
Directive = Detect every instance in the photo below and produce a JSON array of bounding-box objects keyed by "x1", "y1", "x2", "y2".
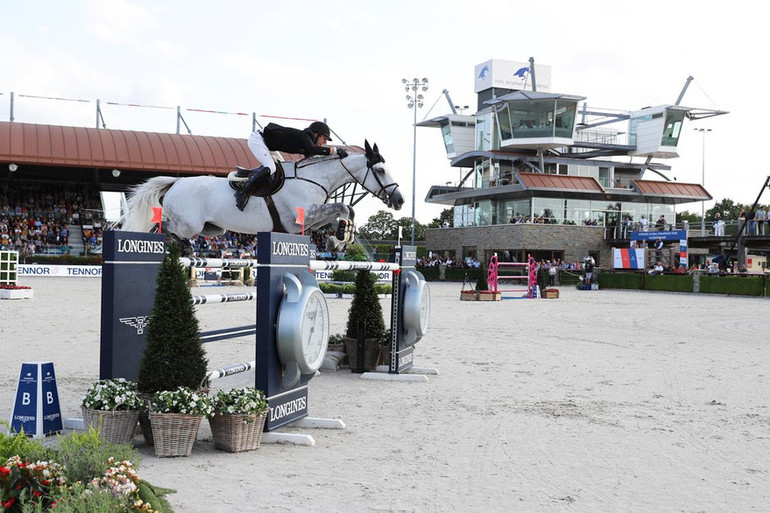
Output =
[{"x1": 262, "y1": 123, "x2": 332, "y2": 157}]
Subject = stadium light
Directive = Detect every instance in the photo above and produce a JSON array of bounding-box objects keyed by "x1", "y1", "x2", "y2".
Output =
[
  {"x1": 694, "y1": 128, "x2": 712, "y2": 234},
  {"x1": 402, "y1": 77, "x2": 428, "y2": 245}
]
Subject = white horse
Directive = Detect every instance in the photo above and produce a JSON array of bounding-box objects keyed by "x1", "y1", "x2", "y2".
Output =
[{"x1": 121, "y1": 141, "x2": 403, "y2": 250}]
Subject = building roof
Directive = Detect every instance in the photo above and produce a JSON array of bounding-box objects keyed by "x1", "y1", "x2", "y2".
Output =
[
  {"x1": 517, "y1": 172, "x2": 604, "y2": 192},
  {"x1": 449, "y1": 150, "x2": 670, "y2": 170},
  {"x1": 484, "y1": 90, "x2": 586, "y2": 106},
  {"x1": 632, "y1": 179, "x2": 711, "y2": 200},
  {"x1": 415, "y1": 114, "x2": 476, "y2": 129},
  {"x1": 0, "y1": 121, "x2": 261, "y2": 175}
]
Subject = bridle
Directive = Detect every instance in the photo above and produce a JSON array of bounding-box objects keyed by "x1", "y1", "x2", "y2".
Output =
[
  {"x1": 340, "y1": 154, "x2": 400, "y2": 208},
  {"x1": 293, "y1": 153, "x2": 400, "y2": 207}
]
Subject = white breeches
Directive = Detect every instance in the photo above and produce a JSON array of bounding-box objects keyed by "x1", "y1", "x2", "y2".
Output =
[{"x1": 248, "y1": 131, "x2": 277, "y2": 174}]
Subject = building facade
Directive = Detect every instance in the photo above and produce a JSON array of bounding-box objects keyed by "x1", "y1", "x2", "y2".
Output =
[{"x1": 420, "y1": 58, "x2": 725, "y2": 266}]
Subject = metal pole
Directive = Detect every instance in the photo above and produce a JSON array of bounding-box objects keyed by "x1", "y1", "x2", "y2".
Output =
[
  {"x1": 701, "y1": 130, "x2": 705, "y2": 233},
  {"x1": 411, "y1": 103, "x2": 417, "y2": 245},
  {"x1": 10, "y1": 91, "x2": 14, "y2": 122},
  {"x1": 695, "y1": 128, "x2": 711, "y2": 234}
]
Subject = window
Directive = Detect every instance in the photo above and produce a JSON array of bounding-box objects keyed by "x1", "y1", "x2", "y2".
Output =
[
  {"x1": 476, "y1": 112, "x2": 495, "y2": 151},
  {"x1": 565, "y1": 199, "x2": 591, "y2": 225},
  {"x1": 441, "y1": 123, "x2": 454, "y2": 155},
  {"x1": 554, "y1": 100, "x2": 576, "y2": 138},
  {"x1": 508, "y1": 100, "x2": 556, "y2": 139},
  {"x1": 661, "y1": 110, "x2": 685, "y2": 147},
  {"x1": 474, "y1": 159, "x2": 492, "y2": 188},
  {"x1": 533, "y1": 198, "x2": 564, "y2": 224},
  {"x1": 496, "y1": 104, "x2": 513, "y2": 141}
]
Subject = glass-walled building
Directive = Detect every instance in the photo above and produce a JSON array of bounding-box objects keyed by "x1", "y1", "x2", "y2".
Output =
[
  {"x1": 419, "y1": 58, "x2": 716, "y2": 266},
  {"x1": 454, "y1": 197, "x2": 676, "y2": 230}
]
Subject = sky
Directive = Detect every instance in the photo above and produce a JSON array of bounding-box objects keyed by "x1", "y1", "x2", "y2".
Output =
[{"x1": 0, "y1": 1, "x2": 764, "y2": 225}]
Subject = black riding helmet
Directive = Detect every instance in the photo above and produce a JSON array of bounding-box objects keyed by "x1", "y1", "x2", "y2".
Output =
[{"x1": 307, "y1": 121, "x2": 332, "y2": 142}]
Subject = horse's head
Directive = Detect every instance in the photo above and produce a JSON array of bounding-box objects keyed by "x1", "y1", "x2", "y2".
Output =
[{"x1": 349, "y1": 140, "x2": 403, "y2": 210}]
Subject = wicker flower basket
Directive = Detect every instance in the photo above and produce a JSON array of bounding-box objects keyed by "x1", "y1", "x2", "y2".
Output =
[
  {"x1": 150, "y1": 413, "x2": 204, "y2": 457},
  {"x1": 209, "y1": 412, "x2": 267, "y2": 452},
  {"x1": 81, "y1": 407, "x2": 140, "y2": 445}
]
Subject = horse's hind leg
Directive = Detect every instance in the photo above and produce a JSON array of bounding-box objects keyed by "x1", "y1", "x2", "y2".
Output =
[{"x1": 305, "y1": 203, "x2": 355, "y2": 251}]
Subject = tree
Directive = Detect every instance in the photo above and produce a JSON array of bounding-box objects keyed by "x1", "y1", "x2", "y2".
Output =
[
  {"x1": 358, "y1": 210, "x2": 427, "y2": 241},
  {"x1": 358, "y1": 210, "x2": 396, "y2": 240},
  {"x1": 345, "y1": 270, "x2": 386, "y2": 341},
  {"x1": 706, "y1": 198, "x2": 744, "y2": 221},
  {"x1": 676, "y1": 210, "x2": 701, "y2": 224},
  {"x1": 389, "y1": 217, "x2": 428, "y2": 241},
  {"x1": 428, "y1": 208, "x2": 453, "y2": 228},
  {"x1": 138, "y1": 241, "x2": 208, "y2": 395}
]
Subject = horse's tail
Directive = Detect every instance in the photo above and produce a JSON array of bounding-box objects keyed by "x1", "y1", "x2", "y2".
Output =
[{"x1": 121, "y1": 176, "x2": 179, "y2": 232}]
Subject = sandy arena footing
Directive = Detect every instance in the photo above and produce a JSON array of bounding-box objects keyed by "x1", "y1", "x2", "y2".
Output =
[{"x1": 1, "y1": 277, "x2": 769, "y2": 511}]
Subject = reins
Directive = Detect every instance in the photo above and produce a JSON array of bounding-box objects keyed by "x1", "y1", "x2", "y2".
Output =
[{"x1": 289, "y1": 154, "x2": 400, "y2": 207}]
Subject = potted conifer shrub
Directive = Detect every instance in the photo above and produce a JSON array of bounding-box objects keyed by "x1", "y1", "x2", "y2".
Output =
[
  {"x1": 344, "y1": 269, "x2": 386, "y2": 372},
  {"x1": 137, "y1": 241, "x2": 210, "y2": 456}
]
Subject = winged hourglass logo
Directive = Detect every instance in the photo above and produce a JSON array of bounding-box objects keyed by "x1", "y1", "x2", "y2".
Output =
[{"x1": 119, "y1": 316, "x2": 150, "y2": 335}]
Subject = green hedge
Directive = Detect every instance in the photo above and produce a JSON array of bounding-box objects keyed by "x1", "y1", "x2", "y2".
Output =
[
  {"x1": 414, "y1": 267, "x2": 484, "y2": 282},
  {"x1": 646, "y1": 274, "x2": 693, "y2": 292},
  {"x1": 418, "y1": 267, "x2": 439, "y2": 280},
  {"x1": 558, "y1": 271, "x2": 582, "y2": 286},
  {"x1": 597, "y1": 271, "x2": 766, "y2": 297},
  {"x1": 319, "y1": 282, "x2": 392, "y2": 295},
  {"x1": 598, "y1": 272, "x2": 644, "y2": 290},
  {"x1": 700, "y1": 275, "x2": 763, "y2": 296}
]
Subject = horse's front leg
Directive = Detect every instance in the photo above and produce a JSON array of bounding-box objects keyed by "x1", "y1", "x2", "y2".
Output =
[{"x1": 304, "y1": 203, "x2": 356, "y2": 250}]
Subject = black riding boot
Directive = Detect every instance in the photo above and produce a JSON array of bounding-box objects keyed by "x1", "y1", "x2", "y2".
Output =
[{"x1": 234, "y1": 166, "x2": 270, "y2": 211}]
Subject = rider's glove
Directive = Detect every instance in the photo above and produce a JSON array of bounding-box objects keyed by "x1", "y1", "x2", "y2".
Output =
[{"x1": 335, "y1": 148, "x2": 348, "y2": 159}]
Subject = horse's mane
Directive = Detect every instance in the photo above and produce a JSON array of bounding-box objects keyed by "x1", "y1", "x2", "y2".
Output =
[{"x1": 295, "y1": 146, "x2": 365, "y2": 169}]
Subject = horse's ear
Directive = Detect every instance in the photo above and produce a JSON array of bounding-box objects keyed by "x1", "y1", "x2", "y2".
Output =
[
  {"x1": 364, "y1": 139, "x2": 372, "y2": 154},
  {"x1": 373, "y1": 143, "x2": 380, "y2": 155}
]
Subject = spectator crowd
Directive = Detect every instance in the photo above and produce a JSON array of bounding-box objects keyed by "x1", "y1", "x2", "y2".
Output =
[{"x1": 1, "y1": 181, "x2": 103, "y2": 256}]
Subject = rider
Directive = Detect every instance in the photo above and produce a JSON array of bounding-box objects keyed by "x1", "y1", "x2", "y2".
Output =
[{"x1": 234, "y1": 121, "x2": 348, "y2": 211}]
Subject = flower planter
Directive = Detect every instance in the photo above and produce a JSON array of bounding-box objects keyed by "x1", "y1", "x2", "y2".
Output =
[
  {"x1": 209, "y1": 412, "x2": 267, "y2": 452},
  {"x1": 344, "y1": 336, "x2": 381, "y2": 372},
  {"x1": 150, "y1": 412, "x2": 204, "y2": 457},
  {"x1": 477, "y1": 291, "x2": 502, "y2": 301},
  {"x1": 460, "y1": 291, "x2": 478, "y2": 301},
  {"x1": 543, "y1": 289, "x2": 560, "y2": 299},
  {"x1": 82, "y1": 407, "x2": 140, "y2": 444},
  {"x1": 0, "y1": 288, "x2": 33, "y2": 300}
]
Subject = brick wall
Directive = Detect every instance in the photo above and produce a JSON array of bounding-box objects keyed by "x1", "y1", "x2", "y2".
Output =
[{"x1": 426, "y1": 224, "x2": 611, "y2": 264}]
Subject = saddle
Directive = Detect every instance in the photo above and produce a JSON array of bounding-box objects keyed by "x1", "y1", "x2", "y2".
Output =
[{"x1": 227, "y1": 161, "x2": 286, "y2": 197}]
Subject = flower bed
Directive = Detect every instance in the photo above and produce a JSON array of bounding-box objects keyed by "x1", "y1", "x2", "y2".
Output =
[{"x1": 0, "y1": 285, "x2": 33, "y2": 300}]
